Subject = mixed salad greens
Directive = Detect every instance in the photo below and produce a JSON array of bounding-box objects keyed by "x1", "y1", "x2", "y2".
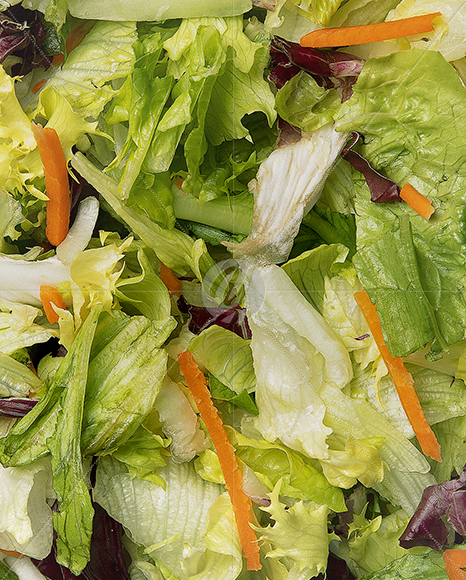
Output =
[{"x1": 2, "y1": 0, "x2": 466, "y2": 579}]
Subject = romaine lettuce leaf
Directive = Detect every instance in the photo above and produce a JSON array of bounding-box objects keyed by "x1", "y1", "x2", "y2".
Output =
[
  {"x1": 72, "y1": 153, "x2": 215, "y2": 279},
  {"x1": 335, "y1": 49, "x2": 466, "y2": 356},
  {"x1": 81, "y1": 311, "x2": 175, "y2": 456},
  {"x1": 66, "y1": 0, "x2": 253, "y2": 20}
]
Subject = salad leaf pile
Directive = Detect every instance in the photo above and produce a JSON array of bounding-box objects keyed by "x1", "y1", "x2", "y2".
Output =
[{"x1": 2, "y1": 1, "x2": 466, "y2": 580}]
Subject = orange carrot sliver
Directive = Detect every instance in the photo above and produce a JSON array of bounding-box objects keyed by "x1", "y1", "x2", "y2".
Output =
[
  {"x1": 159, "y1": 262, "x2": 182, "y2": 296},
  {"x1": 40, "y1": 285, "x2": 67, "y2": 324},
  {"x1": 31, "y1": 79, "x2": 46, "y2": 94},
  {"x1": 0, "y1": 549, "x2": 24, "y2": 558},
  {"x1": 300, "y1": 12, "x2": 441, "y2": 48},
  {"x1": 444, "y1": 549, "x2": 466, "y2": 580},
  {"x1": 31, "y1": 122, "x2": 70, "y2": 247},
  {"x1": 51, "y1": 53, "x2": 65, "y2": 66},
  {"x1": 354, "y1": 289, "x2": 441, "y2": 462},
  {"x1": 66, "y1": 21, "x2": 95, "y2": 55},
  {"x1": 400, "y1": 182, "x2": 434, "y2": 220},
  {"x1": 178, "y1": 351, "x2": 261, "y2": 571}
]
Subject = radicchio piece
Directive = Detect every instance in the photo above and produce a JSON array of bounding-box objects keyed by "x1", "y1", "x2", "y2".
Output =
[
  {"x1": 399, "y1": 465, "x2": 466, "y2": 551},
  {"x1": 0, "y1": 398, "x2": 38, "y2": 418},
  {"x1": 316, "y1": 553, "x2": 356, "y2": 580},
  {"x1": 270, "y1": 36, "x2": 364, "y2": 101},
  {"x1": 33, "y1": 504, "x2": 130, "y2": 580},
  {"x1": 276, "y1": 117, "x2": 302, "y2": 148},
  {"x1": 0, "y1": 6, "x2": 54, "y2": 74},
  {"x1": 178, "y1": 295, "x2": 251, "y2": 339},
  {"x1": 342, "y1": 132, "x2": 401, "y2": 203}
]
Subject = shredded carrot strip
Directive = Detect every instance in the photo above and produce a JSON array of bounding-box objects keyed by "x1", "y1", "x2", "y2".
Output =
[
  {"x1": 31, "y1": 122, "x2": 70, "y2": 247},
  {"x1": 174, "y1": 176, "x2": 184, "y2": 189},
  {"x1": 354, "y1": 289, "x2": 442, "y2": 462},
  {"x1": 66, "y1": 21, "x2": 95, "y2": 54},
  {"x1": 31, "y1": 79, "x2": 46, "y2": 94},
  {"x1": 159, "y1": 262, "x2": 182, "y2": 296},
  {"x1": 40, "y1": 285, "x2": 66, "y2": 324},
  {"x1": 0, "y1": 549, "x2": 24, "y2": 558},
  {"x1": 51, "y1": 53, "x2": 65, "y2": 66},
  {"x1": 178, "y1": 351, "x2": 261, "y2": 571},
  {"x1": 400, "y1": 182, "x2": 435, "y2": 220},
  {"x1": 443, "y1": 549, "x2": 466, "y2": 580},
  {"x1": 301, "y1": 12, "x2": 441, "y2": 48}
]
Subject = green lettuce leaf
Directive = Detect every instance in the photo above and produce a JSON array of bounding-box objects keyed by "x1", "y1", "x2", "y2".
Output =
[
  {"x1": 0, "y1": 457, "x2": 54, "y2": 559},
  {"x1": 275, "y1": 71, "x2": 341, "y2": 132},
  {"x1": 72, "y1": 152, "x2": 215, "y2": 279},
  {"x1": 208, "y1": 374, "x2": 258, "y2": 415},
  {"x1": 244, "y1": 262, "x2": 352, "y2": 460},
  {"x1": 337, "y1": 506, "x2": 412, "y2": 577},
  {"x1": 230, "y1": 430, "x2": 346, "y2": 512},
  {"x1": 282, "y1": 243, "x2": 351, "y2": 314},
  {"x1": 328, "y1": 0, "x2": 400, "y2": 27},
  {"x1": 111, "y1": 425, "x2": 169, "y2": 489},
  {"x1": 116, "y1": 244, "x2": 171, "y2": 322},
  {"x1": 431, "y1": 415, "x2": 466, "y2": 483},
  {"x1": 46, "y1": 305, "x2": 102, "y2": 574},
  {"x1": 320, "y1": 382, "x2": 435, "y2": 515},
  {"x1": 0, "y1": 351, "x2": 42, "y2": 397},
  {"x1": 0, "y1": 560, "x2": 18, "y2": 580},
  {"x1": 188, "y1": 325, "x2": 256, "y2": 394},
  {"x1": 358, "y1": 548, "x2": 451, "y2": 580},
  {"x1": 182, "y1": 493, "x2": 243, "y2": 580},
  {"x1": 81, "y1": 310, "x2": 175, "y2": 456},
  {"x1": 66, "y1": 0, "x2": 253, "y2": 20},
  {"x1": 0, "y1": 300, "x2": 58, "y2": 356},
  {"x1": 45, "y1": 21, "x2": 137, "y2": 119},
  {"x1": 335, "y1": 49, "x2": 466, "y2": 356},
  {"x1": 0, "y1": 190, "x2": 25, "y2": 246},
  {"x1": 93, "y1": 456, "x2": 223, "y2": 578},
  {"x1": 258, "y1": 482, "x2": 330, "y2": 578},
  {"x1": 351, "y1": 363, "x2": 466, "y2": 441}
]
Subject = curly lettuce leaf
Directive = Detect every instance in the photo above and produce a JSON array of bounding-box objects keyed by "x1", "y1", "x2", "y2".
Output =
[{"x1": 258, "y1": 482, "x2": 330, "y2": 577}]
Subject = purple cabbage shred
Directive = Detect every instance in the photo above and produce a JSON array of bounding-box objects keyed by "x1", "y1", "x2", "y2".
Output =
[
  {"x1": 342, "y1": 132, "x2": 402, "y2": 203},
  {"x1": 0, "y1": 398, "x2": 38, "y2": 418},
  {"x1": 0, "y1": 6, "x2": 54, "y2": 74},
  {"x1": 399, "y1": 465, "x2": 466, "y2": 550},
  {"x1": 269, "y1": 36, "x2": 364, "y2": 101},
  {"x1": 178, "y1": 295, "x2": 251, "y2": 339},
  {"x1": 33, "y1": 503, "x2": 130, "y2": 580}
]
